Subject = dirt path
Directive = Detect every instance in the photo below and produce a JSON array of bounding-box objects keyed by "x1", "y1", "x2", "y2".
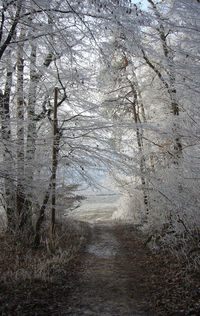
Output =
[
  {"x1": 1, "y1": 221, "x2": 199, "y2": 315},
  {"x1": 64, "y1": 223, "x2": 153, "y2": 316}
]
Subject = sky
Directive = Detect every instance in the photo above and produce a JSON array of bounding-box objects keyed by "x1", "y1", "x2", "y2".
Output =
[{"x1": 132, "y1": 0, "x2": 149, "y2": 10}]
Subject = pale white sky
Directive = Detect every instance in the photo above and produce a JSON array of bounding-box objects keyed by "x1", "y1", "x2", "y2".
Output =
[{"x1": 132, "y1": 0, "x2": 149, "y2": 10}]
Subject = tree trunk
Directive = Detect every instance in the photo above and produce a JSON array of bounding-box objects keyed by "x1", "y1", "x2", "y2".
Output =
[
  {"x1": 50, "y1": 87, "x2": 58, "y2": 240},
  {"x1": 146, "y1": 0, "x2": 182, "y2": 158},
  {"x1": 34, "y1": 179, "x2": 52, "y2": 247},
  {"x1": 16, "y1": 22, "x2": 32, "y2": 236},
  {"x1": 128, "y1": 78, "x2": 149, "y2": 216},
  {"x1": 26, "y1": 43, "x2": 38, "y2": 182},
  {"x1": 33, "y1": 88, "x2": 60, "y2": 247},
  {"x1": 0, "y1": 47, "x2": 16, "y2": 232}
]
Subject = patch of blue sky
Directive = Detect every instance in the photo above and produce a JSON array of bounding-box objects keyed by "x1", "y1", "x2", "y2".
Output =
[{"x1": 132, "y1": 0, "x2": 149, "y2": 11}]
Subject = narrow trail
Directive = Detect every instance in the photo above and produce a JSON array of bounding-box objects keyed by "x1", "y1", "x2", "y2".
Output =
[
  {"x1": 0, "y1": 218, "x2": 198, "y2": 315},
  {"x1": 64, "y1": 223, "x2": 153, "y2": 316}
]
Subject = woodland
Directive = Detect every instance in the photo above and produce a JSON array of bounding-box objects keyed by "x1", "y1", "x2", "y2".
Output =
[{"x1": 0, "y1": 0, "x2": 200, "y2": 314}]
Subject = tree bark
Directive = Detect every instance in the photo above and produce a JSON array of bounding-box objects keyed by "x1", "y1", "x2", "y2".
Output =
[
  {"x1": 0, "y1": 0, "x2": 22, "y2": 60},
  {"x1": 50, "y1": 87, "x2": 58, "y2": 239},
  {"x1": 34, "y1": 178, "x2": 52, "y2": 247},
  {"x1": 146, "y1": 0, "x2": 182, "y2": 157},
  {"x1": 128, "y1": 79, "x2": 149, "y2": 215},
  {"x1": 0, "y1": 48, "x2": 16, "y2": 232},
  {"x1": 33, "y1": 88, "x2": 60, "y2": 247},
  {"x1": 16, "y1": 22, "x2": 32, "y2": 235}
]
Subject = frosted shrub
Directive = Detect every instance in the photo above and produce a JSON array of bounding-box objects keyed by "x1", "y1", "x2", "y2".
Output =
[
  {"x1": 112, "y1": 159, "x2": 200, "y2": 269},
  {"x1": 112, "y1": 190, "x2": 145, "y2": 223},
  {"x1": 141, "y1": 163, "x2": 200, "y2": 268}
]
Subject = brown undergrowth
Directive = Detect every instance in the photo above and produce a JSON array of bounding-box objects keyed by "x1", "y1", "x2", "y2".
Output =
[
  {"x1": 1, "y1": 221, "x2": 200, "y2": 315},
  {"x1": 0, "y1": 219, "x2": 91, "y2": 316},
  {"x1": 114, "y1": 224, "x2": 200, "y2": 315}
]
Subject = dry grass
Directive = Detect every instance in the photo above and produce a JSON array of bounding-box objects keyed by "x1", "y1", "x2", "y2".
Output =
[
  {"x1": 0, "y1": 218, "x2": 90, "y2": 284},
  {"x1": 0, "y1": 218, "x2": 91, "y2": 315},
  {"x1": 114, "y1": 223, "x2": 200, "y2": 315}
]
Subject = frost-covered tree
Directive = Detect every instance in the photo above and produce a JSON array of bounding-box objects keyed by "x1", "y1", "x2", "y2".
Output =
[
  {"x1": 98, "y1": 27, "x2": 151, "y2": 218},
  {"x1": 107, "y1": 0, "x2": 200, "y2": 266},
  {"x1": 0, "y1": 0, "x2": 136, "y2": 243}
]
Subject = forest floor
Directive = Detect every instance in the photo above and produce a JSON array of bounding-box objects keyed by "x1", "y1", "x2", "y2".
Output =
[{"x1": 0, "y1": 221, "x2": 200, "y2": 315}]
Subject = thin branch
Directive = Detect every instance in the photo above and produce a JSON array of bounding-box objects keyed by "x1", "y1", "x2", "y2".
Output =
[
  {"x1": 0, "y1": 9, "x2": 5, "y2": 45},
  {"x1": 0, "y1": 0, "x2": 23, "y2": 60}
]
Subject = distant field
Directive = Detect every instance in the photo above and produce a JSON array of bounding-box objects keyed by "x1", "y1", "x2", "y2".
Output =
[{"x1": 69, "y1": 194, "x2": 121, "y2": 222}]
